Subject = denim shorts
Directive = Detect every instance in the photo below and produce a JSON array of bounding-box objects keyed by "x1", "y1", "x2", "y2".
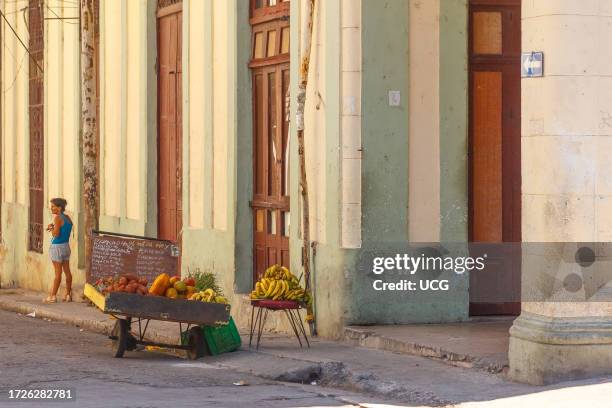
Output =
[{"x1": 49, "y1": 243, "x2": 71, "y2": 262}]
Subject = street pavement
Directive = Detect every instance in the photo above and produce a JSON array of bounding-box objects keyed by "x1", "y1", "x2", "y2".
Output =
[
  {"x1": 0, "y1": 310, "x2": 380, "y2": 408},
  {"x1": 1, "y1": 303, "x2": 612, "y2": 408}
]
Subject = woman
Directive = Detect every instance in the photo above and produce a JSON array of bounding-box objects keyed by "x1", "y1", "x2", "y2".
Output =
[{"x1": 43, "y1": 198, "x2": 73, "y2": 303}]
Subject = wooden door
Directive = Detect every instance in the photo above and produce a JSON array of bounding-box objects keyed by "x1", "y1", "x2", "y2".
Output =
[
  {"x1": 250, "y1": 0, "x2": 291, "y2": 282},
  {"x1": 469, "y1": 0, "x2": 521, "y2": 315},
  {"x1": 157, "y1": 3, "x2": 182, "y2": 244}
]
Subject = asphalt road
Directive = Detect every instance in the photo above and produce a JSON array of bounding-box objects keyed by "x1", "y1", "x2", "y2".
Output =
[{"x1": 0, "y1": 310, "x2": 360, "y2": 408}]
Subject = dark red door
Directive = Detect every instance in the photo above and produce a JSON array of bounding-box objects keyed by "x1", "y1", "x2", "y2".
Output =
[
  {"x1": 157, "y1": 4, "x2": 182, "y2": 243},
  {"x1": 469, "y1": 0, "x2": 521, "y2": 315},
  {"x1": 250, "y1": 0, "x2": 291, "y2": 282}
]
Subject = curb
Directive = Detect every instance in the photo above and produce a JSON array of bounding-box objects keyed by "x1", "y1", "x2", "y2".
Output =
[
  {"x1": 0, "y1": 297, "x2": 115, "y2": 336},
  {"x1": 0, "y1": 297, "x2": 179, "y2": 346},
  {"x1": 344, "y1": 326, "x2": 507, "y2": 374}
]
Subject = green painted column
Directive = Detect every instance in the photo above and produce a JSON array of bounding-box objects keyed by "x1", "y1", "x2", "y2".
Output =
[
  {"x1": 439, "y1": 0, "x2": 468, "y2": 243},
  {"x1": 361, "y1": 0, "x2": 410, "y2": 247}
]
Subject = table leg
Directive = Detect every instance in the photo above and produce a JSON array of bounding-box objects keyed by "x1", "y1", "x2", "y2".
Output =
[
  {"x1": 256, "y1": 309, "x2": 269, "y2": 350},
  {"x1": 249, "y1": 305, "x2": 258, "y2": 348},
  {"x1": 284, "y1": 309, "x2": 303, "y2": 348},
  {"x1": 294, "y1": 309, "x2": 311, "y2": 348}
]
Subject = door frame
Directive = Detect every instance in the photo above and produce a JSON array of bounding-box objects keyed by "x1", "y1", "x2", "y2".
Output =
[
  {"x1": 249, "y1": 0, "x2": 291, "y2": 283},
  {"x1": 467, "y1": 0, "x2": 522, "y2": 315},
  {"x1": 156, "y1": 1, "x2": 183, "y2": 246}
]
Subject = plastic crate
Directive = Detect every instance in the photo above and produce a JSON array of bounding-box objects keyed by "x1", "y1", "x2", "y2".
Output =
[{"x1": 202, "y1": 317, "x2": 241, "y2": 356}]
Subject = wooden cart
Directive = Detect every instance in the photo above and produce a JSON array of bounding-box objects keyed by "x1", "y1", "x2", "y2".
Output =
[{"x1": 84, "y1": 284, "x2": 230, "y2": 359}]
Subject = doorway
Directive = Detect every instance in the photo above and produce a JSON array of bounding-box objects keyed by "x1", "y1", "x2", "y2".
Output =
[
  {"x1": 157, "y1": 1, "x2": 183, "y2": 244},
  {"x1": 468, "y1": 0, "x2": 521, "y2": 315},
  {"x1": 250, "y1": 0, "x2": 291, "y2": 282}
]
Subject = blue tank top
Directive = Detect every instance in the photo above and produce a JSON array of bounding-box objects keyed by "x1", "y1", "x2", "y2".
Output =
[{"x1": 52, "y1": 213, "x2": 72, "y2": 244}]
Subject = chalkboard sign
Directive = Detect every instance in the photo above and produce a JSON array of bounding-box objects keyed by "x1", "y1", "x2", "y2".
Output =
[{"x1": 89, "y1": 231, "x2": 179, "y2": 283}]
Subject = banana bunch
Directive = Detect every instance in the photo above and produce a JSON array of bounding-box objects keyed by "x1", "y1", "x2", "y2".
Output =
[
  {"x1": 250, "y1": 265, "x2": 311, "y2": 303},
  {"x1": 189, "y1": 288, "x2": 228, "y2": 304}
]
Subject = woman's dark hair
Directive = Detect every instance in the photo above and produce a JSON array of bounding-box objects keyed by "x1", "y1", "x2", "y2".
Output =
[{"x1": 50, "y1": 198, "x2": 67, "y2": 212}]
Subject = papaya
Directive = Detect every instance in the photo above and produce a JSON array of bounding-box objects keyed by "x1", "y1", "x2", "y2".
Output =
[
  {"x1": 149, "y1": 273, "x2": 170, "y2": 296},
  {"x1": 165, "y1": 287, "x2": 178, "y2": 299}
]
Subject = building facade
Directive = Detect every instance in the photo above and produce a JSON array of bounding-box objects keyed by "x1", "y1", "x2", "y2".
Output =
[{"x1": 0, "y1": 0, "x2": 611, "y2": 384}]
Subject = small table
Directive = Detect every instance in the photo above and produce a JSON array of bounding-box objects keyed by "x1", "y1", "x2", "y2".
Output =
[{"x1": 249, "y1": 300, "x2": 310, "y2": 349}]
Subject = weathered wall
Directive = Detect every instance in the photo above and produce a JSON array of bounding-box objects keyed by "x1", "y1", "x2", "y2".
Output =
[
  {"x1": 346, "y1": 0, "x2": 469, "y2": 325},
  {"x1": 180, "y1": 0, "x2": 238, "y2": 312},
  {"x1": 439, "y1": 0, "x2": 468, "y2": 243},
  {"x1": 0, "y1": 1, "x2": 84, "y2": 292},
  {"x1": 99, "y1": 0, "x2": 157, "y2": 236}
]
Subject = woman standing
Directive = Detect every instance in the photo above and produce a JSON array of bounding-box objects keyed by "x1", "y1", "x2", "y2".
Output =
[{"x1": 43, "y1": 198, "x2": 73, "y2": 303}]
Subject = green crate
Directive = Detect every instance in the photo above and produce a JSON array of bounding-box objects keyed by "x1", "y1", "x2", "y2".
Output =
[{"x1": 202, "y1": 317, "x2": 241, "y2": 356}]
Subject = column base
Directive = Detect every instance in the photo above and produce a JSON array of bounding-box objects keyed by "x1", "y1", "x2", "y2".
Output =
[{"x1": 508, "y1": 312, "x2": 612, "y2": 385}]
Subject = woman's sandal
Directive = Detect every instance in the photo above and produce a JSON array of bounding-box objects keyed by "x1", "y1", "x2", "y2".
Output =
[
  {"x1": 43, "y1": 296, "x2": 57, "y2": 303},
  {"x1": 62, "y1": 292, "x2": 73, "y2": 303}
]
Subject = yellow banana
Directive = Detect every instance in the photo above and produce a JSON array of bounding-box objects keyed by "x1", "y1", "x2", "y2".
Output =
[
  {"x1": 281, "y1": 281, "x2": 289, "y2": 299},
  {"x1": 260, "y1": 279, "x2": 269, "y2": 292},
  {"x1": 255, "y1": 282, "x2": 264, "y2": 296},
  {"x1": 271, "y1": 280, "x2": 283, "y2": 298},
  {"x1": 264, "y1": 280, "x2": 277, "y2": 298}
]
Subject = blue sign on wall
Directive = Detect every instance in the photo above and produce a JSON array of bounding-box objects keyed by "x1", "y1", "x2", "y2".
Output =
[{"x1": 521, "y1": 52, "x2": 544, "y2": 78}]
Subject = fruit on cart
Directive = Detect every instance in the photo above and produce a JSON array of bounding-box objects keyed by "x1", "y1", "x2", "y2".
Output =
[
  {"x1": 96, "y1": 275, "x2": 149, "y2": 296},
  {"x1": 183, "y1": 277, "x2": 196, "y2": 287},
  {"x1": 188, "y1": 288, "x2": 228, "y2": 304},
  {"x1": 169, "y1": 275, "x2": 180, "y2": 286},
  {"x1": 149, "y1": 273, "x2": 170, "y2": 296},
  {"x1": 165, "y1": 287, "x2": 178, "y2": 299},
  {"x1": 250, "y1": 264, "x2": 311, "y2": 304},
  {"x1": 173, "y1": 280, "x2": 187, "y2": 293},
  {"x1": 187, "y1": 269, "x2": 222, "y2": 295},
  {"x1": 185, "y1": 285, "x2": 196, "y2": 298}
]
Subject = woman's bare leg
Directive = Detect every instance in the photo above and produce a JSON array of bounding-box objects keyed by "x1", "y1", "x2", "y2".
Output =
[
  {"x1": 50, "y1": 261, "x2": 63, "y2": 297},
  {"x1": 62, "y1": 261, "x2": 72, "y2": 299}
]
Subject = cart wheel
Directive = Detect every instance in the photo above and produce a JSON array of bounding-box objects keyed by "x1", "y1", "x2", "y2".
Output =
[
  {"x1": 110, "y1": 319, "x2": 129, "y2": 358},
  {"x1": 186, "y1": 327, "x2": 205, "y2": 360}
]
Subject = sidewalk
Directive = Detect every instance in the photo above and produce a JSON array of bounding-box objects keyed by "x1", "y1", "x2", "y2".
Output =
[
  {"x1": 345, "y1": 317, "x2": 513, "y2": 374},
  {"x1": 1, "y1": 288, "x2": 611, "y2": 407}
]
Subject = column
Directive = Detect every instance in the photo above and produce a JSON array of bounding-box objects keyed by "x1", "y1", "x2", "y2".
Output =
[{"x1": 508, "y1": 1, "x2": 612, "y2": 384}]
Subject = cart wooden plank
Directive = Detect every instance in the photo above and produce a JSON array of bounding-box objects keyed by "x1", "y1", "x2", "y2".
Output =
[
  {"x1": 84, "y1": 283, "x2": 107, "y2": 311},
  {"x1": 105, "y1": 293, "x2": 230, "y2": 326},
  {"x1": 84, "y1": 284, "x2": 230, "y2": 326}
]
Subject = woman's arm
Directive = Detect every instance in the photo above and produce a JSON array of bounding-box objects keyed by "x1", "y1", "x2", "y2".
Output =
[{"x1": 51, "y1": 215, "x2": 63, "y2": 237}]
